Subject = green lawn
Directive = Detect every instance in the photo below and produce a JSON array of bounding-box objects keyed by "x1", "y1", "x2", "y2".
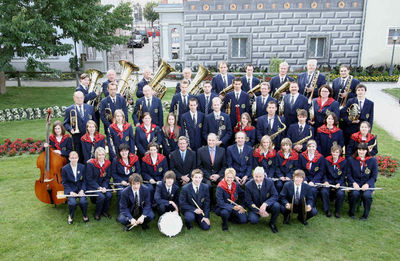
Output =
[{"x1": 383, "y1": 88, "x2": 400, "y2": 100}]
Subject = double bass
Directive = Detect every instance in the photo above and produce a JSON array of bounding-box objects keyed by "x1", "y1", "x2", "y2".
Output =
[{"x1": 35, "y1": 108, "x2": 66, "y2": 205}]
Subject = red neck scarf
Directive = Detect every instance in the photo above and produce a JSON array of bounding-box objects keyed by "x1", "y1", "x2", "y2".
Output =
[
  {"x1": 278, "y1": 150, "x2": 299, "y2": 166},
  {"x1": 89, "y1": 158, "x2": 111, "y2": 177},
  {"x1": 253, "y1": 148, "x2": 276, "y2": 162},
  {"x1": 81, "y1": 132, "x2": 104, "y2": 144},
  {"x1": 317, "y1": 124, "x2": 341, "y2": 138},
  {"x1": 49, "y1": 134, "x2": 70, "y2": 150},
  {"x1": 217, "y1": 179, "x2": 237, "y2": 202},
  {"x1": 142, "y1": 153, "x2": 165, "y2": 171},
  {"x1": 326, "y1": 156, "x2": 345, "y2": 169},
  {"x1": 302, "y1": 150, "x2": 323, "y2": 170},
  {"x1": 118, "y1": 153, "x2": 139, "y2": 169},
  {"x1": 316, "y1": 97, "x2": 335, "y2": 112},
  {"x1": 234, "y1": 124, "x2": 255, "y2": 133},
  {"x1": 140, "y1": 123, "x2": 157, "y2": 139},
  {"x1": 351, "y1": 131, "x2": 375, "y2": 144},
  {"x1": 110, "y1": 122, "x2": 130, "y2": 140},
  {"x1": 356, "y1": 156, "x2": 373, "y2": 168}
]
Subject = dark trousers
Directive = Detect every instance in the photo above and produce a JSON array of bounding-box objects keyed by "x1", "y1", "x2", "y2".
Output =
[
  {"x1": 183, "y1": 211, "x2": 210, "y2": 230},
  {"x1": 156, "y1": 204, "x2": 176, "y2": 216},
  {"x1": 280, "y1": 203, "x2": 317, "y2": 222},
  {"x1": 349, "y1": 190, "x2": 373, "y2": 217},
  {"x1": 320, "y1": 187, "x2": 345, "y2": 213},
  {"x1": 71, "y1": 133, "x2": 84, "y2": 163},
  {"x1": 90, "y1": 191, "x2": 112, "y2": 216},
  {"x1": 67, "y1": 196, "x2": 88, "y2": 218},
  {"x1": 215, "y1": 208, "x2": 248, "y2": 225},
  {"x1": 117, "y1": 210, "x2": 155, "y2": 227},
  {"x1": 248, "y1": 202, "x2": 280, "y2": 225}
]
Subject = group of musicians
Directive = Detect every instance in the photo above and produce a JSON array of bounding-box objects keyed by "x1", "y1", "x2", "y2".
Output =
[{"x1": 49, "y1": 59, "x2": 378, "y2": 233}]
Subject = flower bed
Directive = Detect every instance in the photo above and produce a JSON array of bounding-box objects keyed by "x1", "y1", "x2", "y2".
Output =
[
  {"x1": 0, "y1": 138, "x2": 44, "y2": 157},
  {"x1": 377, "y1": 155, "x2": 399, "y2": 177},
  {"x1": 0, "y1": 106, "x2": 66, "y2": 122}
]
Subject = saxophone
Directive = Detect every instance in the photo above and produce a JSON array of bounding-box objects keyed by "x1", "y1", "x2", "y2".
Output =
[
  {"x1": 294, "y1": 127, "x2": 313, "y2": 146},
  {"x1": 305, "y1": 71, "x2": 320, "y2": 104},
  {"x1": 270, "y1": 116, "x2": 286, "y2": 142}
]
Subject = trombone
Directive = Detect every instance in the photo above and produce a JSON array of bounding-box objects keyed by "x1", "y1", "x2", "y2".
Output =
[{"x1": 70, "y1": 108, "x2": 80, "y2": 134}]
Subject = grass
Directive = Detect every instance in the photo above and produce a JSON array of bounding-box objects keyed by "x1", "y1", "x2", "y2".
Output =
[{"x1": 382, "y1": 88, "x2": 400, "y2": 100}]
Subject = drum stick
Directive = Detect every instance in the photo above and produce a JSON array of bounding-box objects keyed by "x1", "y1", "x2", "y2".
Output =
[
  {"x1": 191, "y1": 198, "x2": 205, "y2": 216},
  {"x1": 227, "y1": 199, "x2": 247, "y2": 213},
  {"x1": 251, "y1": 204, "x2": 260, "y2": 211}
]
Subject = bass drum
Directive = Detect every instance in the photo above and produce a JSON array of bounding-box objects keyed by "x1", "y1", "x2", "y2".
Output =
[{"x1": 158, "y1": 211, "x2": 183, "y2": 237}]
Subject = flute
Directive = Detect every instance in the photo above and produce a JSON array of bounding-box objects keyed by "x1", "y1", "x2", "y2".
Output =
[
  {"x1": 314, "y1": 182, "x2": 350, "y2": 190},
  {"x1": 227, "y1": 199, "x2": 247, "y2": 213},
  {"x1": 56, "y1": 192, "x2": 99, "y2": 199},
  {"x1": 341, "y1": 187, "x2": 382, "y2": 191},
  {"x1": 192, "y1": 198, "x2": 205, "y2": 216},
  {"x1": 85, "y1": 188, "x2": 123, "y2": 193}
]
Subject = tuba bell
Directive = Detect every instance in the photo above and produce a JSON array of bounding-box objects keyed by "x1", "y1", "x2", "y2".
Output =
[
  {"x1": 219, "y1": 84, "x2": 234, "y2": 97},
  {"x1": 117, "y1": 60, "x2": 139, "y2": 96},
  {"x1": 86, "y1": 69, "x2": 103, "y2": 111},
  {"x1": 272, "y1": 80, "x2": 291, "y2": 100},
  {"x1": 189, "y1": 64, "x2": 210, "y2": 95},
  {"x1": 247, "y1": 83, "x2": 261, "y2": 96},
  {"x1": 148, "y1": 59, "x2": 176, "y2": 99},
  {"x1": 347, "y1": 103, "x2": 361, "y2": 122}
]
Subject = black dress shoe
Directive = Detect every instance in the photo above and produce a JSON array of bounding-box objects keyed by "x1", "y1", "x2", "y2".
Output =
[
  {"x1": 302, "y1": 221, "x2": 308, "y2": 226},
  {"x1": 94, "y1": 215, "x2": 101, "y2": 221},
  {"x1": 102, "y1": 212, "x2": 112, "y2": 219},
  {"x1": 124, "y1": 226, "x2": 130, "y2": 232},
  {"x1": 185, "y1": 223, "x2": 193, "y2": 230},
  {"x1": 334, "y1": 213, "x2": 341, "y2": 219},
  {"x1": 326, "y1": 210, "x2": 332, "y2": 218},
  {"x1": 349, "y1": 215, "x2": 356, "y2": 220},
  {"x1": 222, "y1": 222, "x2": 229, "y2": 231},
  {"x1": 269, "y1": 223, "x2": 278, "y2": 233},
  {"x1": 83, "y1": 216, "x2": 89, "y2": 223},
  {"x1": 142, "y1": 223, "x2": 149, "y2": 230},
  {"x1": 360, "y1": 216, "x2": 368, "y2": 221}
]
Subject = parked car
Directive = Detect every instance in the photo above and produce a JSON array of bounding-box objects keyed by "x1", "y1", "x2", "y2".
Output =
[
  {"x1": 138, "y1": 30, "x2": 149, "y2": 43},
  {"x1": 127, "y1": 35, "x2": 144, "y2": 48}
]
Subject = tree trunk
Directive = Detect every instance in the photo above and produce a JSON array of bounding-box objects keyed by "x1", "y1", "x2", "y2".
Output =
[{"x1": 0, "y1": 71, "x2": 6, "y2": 94}]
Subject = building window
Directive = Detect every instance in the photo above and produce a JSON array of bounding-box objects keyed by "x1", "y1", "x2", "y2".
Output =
[
  {"x1": 171, "y1": 28, "x2": 180, "y2": 59},
  {"x1": 232, "y1": 38, "x2": 247, "y2": 58},
  {"x1": 387, "y1": 28, "x2": 400, "y2": 45},
  {"x1": 228, "y1": 35, "x2": 252, "y2": 63},
  {"x1": 85, "y1": 47, "x2": 97, "y2": 60},
  {"x1": 308, "y1": 37, "x2": 326, "y2": 58}
]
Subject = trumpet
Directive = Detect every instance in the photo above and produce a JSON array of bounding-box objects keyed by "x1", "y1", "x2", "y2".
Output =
[{"x1": 70, "y1": 108, "x2": 80, "y2": 134}]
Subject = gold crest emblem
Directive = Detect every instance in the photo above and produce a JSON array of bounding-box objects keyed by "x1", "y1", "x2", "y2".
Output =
[
  {"x1": 132, "y1": 166, "x2": 135, "y2": 172},
  {"x1": 366, "y1": 113, "x2": 370, "y2": 119},
  {"x1": 125, "y1": 136, "x2": 129, "y2": 141},
  {"x1": 221, "y1": 125, "x2": 226, "y2": 130},
  {"x1": 245, "y1": 156, "x2": 249, "y2": 161},
  {"x1": 268, "y1": 160, "x2": 272, "y2": 165},
  {"x1": 201, "y1": 197, "x2": 205, "y2": 202},
  {"x1": 89, "y1": 115, "x2": 92, "y2": 119},
  {"x1": 245, "y1": 137, "x2": 249, "y2": 142},
  {"x1": 365, "y1": 168, "x2": 371, "y2": 174},
  {"x1": 198, "y1": 123, "x2": 202, "y2": 128},
  {"x1": 62, "y1": 147, "x2": 66, "y2": 151},
  {"x1": 289, "y1": 164, "x2": 293, "y2": 169},
  {"x1": 338, "y1": 170, "x2": 342, "y2": 175},
  {"x1": 314, "y1": 166, "x2": 319, "y2": 172},
  {"x1": 241, "y1": 104, "x2": 245, "y2": 109},
  {"x1": 154, "y1": 109, "x2": 158, "y2": 113},
  {"x1": 159, "y1": 167, "x2": 163, "y2": 172}
]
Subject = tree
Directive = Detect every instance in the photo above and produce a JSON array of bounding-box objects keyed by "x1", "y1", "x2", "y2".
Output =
[
  {"x1": 0, "y1": 0, "x2": 133, "y2": 94},
  {"x1": 143, "y1": 1, "x2": 159, "y2": 28}
]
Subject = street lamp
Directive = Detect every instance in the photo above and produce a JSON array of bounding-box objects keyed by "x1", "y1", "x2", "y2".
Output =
[{"x1": 389, "y1": 30, "x2": 399, "y2": 76}]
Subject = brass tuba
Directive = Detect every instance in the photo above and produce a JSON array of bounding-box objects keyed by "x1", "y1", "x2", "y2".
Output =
[
  {"x1": 148, "y1": 59, "x2": 176, "y2": 99},
  {"x1": 219, "y1": 84, "x2": 234, "y2": 97},
  {"x1": 189, "y1": 64, "x2": 210, "y2": 95},
  {"x1": 247, "y1": 83, "x2": 261, "y2": 96},
  {"x1": 86, "y1": 69, "x2": 103, "y2": 111},
  {"x1": 272, "y1": 80, "x2": 291, "y2": 100},
  {"x1": 117, "y1": 60, "x2": 139, "y2": 96},
  {"x1": 347, "y1": 103, "x2": 361, "y2": 121}
]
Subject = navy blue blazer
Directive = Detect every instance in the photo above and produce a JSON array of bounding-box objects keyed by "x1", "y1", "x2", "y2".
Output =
[
  {"x1": 62, "y1": 163, "x2": 86, "y2": 194},
  {"x1": 346, "y1": 134, "x2": 378, "y2": 158},
  {"x1": 85, "y1": 161, "x2": 111, "y2": 190},
  {"x1": 256, "y1": 115, "x2": 286, "y2": 149},
  {"x1": 136, "y1": 77, "x2": 150, "y2": 98},
  {"x1": 80, "y1": 135, "x2": 106, "y2": 163},
  {"x1": 287, "y1": 123, "x2": 315, "y2": 152},
  {"x1": 202, "y1": 112, "x2": 232, "y2": 146},
  {"x1": 245, "y1": 178, "x2": 279, "y2": 212},
  {"x1": 324, "y1": 157, "x2": 347, "y2": 186},
  {"x1": 275, "y1": 151, "x2": 298, "y2": 179},
  {"x1": 211, "y1": 73, "x2": 235, "y2": 94},
  {"x1": 170, "y1": 149, "x2": 197, "y2": 181},
  {"x1": 154, "y1": 182, "x2": 180, "y2": 207},
  {"x1": 107, "y1": 124, "x2": 135, "y2": 160},
  {"x1": 111, "y1": 155, "x2": 141, "y2": 183},
  {"x1": 252, "y1": 149, "x2": 278, "y2": 178},
  {"x1": 332, "y1": 77, "x2": 360, "y2": 102},
  {"x1": 75, "y1": 84, "x2": 97, "y2": 103},
  {"x1": 64, "y1": 104, "x2": 96, "y2": 134},
  {"x1": 279, "y1": 181, "x2": 314, "y2": 206},
  {"x1": 101, "y1": 80, "x2": 111, "y2": 98},
  {"x1": 48, "y1": 135, "x2": 73, "y2": 158},
  {"x1": 315, "y1": 127, "x2": 344, "y2": 157},
  {"x1": 132, "y1": 96, "x2": 164, "y2": 127},
  {"x1": 282, "y1": 93, "x2": 309, "y2": 127},
  {"x1": 226, "y1": 144, "x2": 253, "y2": 178},
  {"x1": 169, "y1": 93, "x2": 195, "y2": 125},
  {"x1": 119, "y1": 185, "x2": 153, "y2": 219},
  {"x1": 240, "y1": 76, "x2": 261, "y2": 92},
  {"x1": 215, "y1": 182, "x2": 244, "y2": 212},
  {"x1": 312, "y1": 98, "x2": 340, "y2": 128},
  {"x1": 254, "y1": 95, "x2": 277, "y2": 120},
  {"x1": 141, "y1": 154, "x2": 168, "y2": 182},
  {"x1": 99, "y1": 95, "x2": 128, "y2": 130},
  {"x1": 347, "y1": 157, "x2": 378, "y2": 187},
  {"x1": 297, "y1": 72, "x2": 326, "y2": 98},
  {"x1": 343, "y1": 98, "x2": 374, "y2": 135},
  {"x1": 134, "y1": 125, "x2": 162, "y2": 157},
  {"x1": 269, "y1": 75, "x2": 295, "y2": 97},
  {"x1": 179, "y1": 182, "x2": 210, "y2": 218},
  {"x1": 197, "y1": 146, "x2": 226, "y2": 180},
  {"x1": 298, "y1": 152, "x2": 325, "y2": 183},
  {"x1": 197, "y1": 92, "x2": 218, "y2": 115},
  {"x1": 222, "y1": 91, "x2": 251, "y2": 128},
  {"x1": 181, "y1": 111, "x2": 205, "y2": 151},
  {"x1": 160, "y1": 127, "x2": 180, "y2": 156}
]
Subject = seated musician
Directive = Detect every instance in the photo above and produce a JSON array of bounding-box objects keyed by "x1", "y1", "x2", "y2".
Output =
[
  {"x1": 253, "y1": 82, "x2": 277, "y2": 121},
  {"x1": 80, "y1": 120, "x2": 105, "y2": 163},
  {"x1": 135, "y1": 112, "x2": 162, "y2": 159},
  {"x1": 256, "y1": 100, "x2": 285, "y2": 150},
  {"x1": 197, "y1": 81, "x2": 218, "y2": 115},
  {"x1": 132, "y1": 85, "x2": 164, "y2": 127},
  {"x1": 315, "y1": 112, "x2": 344, "y2": 157},
  {"x1": 85, "y1": 147, "x2": 112, "y2": 221},
  {"x1": 169, "y1": 79, "x2": 194, "y2": 125},
  {"x1": 61, "y1": 151, "x2": 88, "y2": 224},
  {"x1": 287, "y1": 109, "x2": 314, "y2": 153},
  {"x1": 233, "y1": 112, "x2": 256, "y2": 147},
  {"x1": 253, "y1": 135, "x2": 277, "y2": 180},
  {"x1": 101, "y1": 69, "x2": 117, "y2": 98},
  {"x1": 75, "y1": 73, "x2": 97, "y2": 103},
  {"x1": 43, "y1": 120, "x2": 73, "y2": 161},
  {"x1": 161, "y1": 113, "x2": 180, "y2": 157},
  {"x1": 346, "y1": 121, "x2": 378, "y2": 158},
  {"x1": 226, "y1": 131, "x2": 253, "y2": 185},
  {"x1": 179, "y1": 169, "x2": 211, "y2": 230},
  {"x1": 107, "y1": 109, "x2": 135, "y2": 161},
  {"x1": 215, "y1": 168, "x2": 247, "y2": 231},
  {"x1": 347, "y1": 143, "x2": 378, "y2": 221},
  {"x1": 275, "y1": 138, "x2": 299, "y2": 193},
  {"x1": 310, "y1": 84, "x2": 340, "y2": 129},
  {"x1": 170, "y1": 136, "x2": 196, "y2": 186},
  {"x1": 279, "y1": 169, "x2": 317, "y2": 225},
  {"x1": 240, "y1": 64, "x2": 260, "y2": 93},
  {"x1": 211, "y1": 61, "x2": 234, "y2": 94},
  {"x1": 269, "y1": 61, "x2": 294, "y2": 97},
  {"x1": 141, "y1": 142, "x2": 168, "y2": 185},
  {"x1": 181, "y1": 98, "x2": 205, "y2": 151},
  {"x1": 136, "y1": 67, "x2": 152, "y2": 98},
  {"x1": 175, "y1": 67, "x2": 192, "y2": 94},
  {"x1": 154, "y1": 171, "x2": 180, "y2": 216},
  {"x1": 281, "y1": 82, "x2": 309, "y2": 127},
  {"x1": 297, "y1": 59, "x2": 326, "y2": 98},
  {"x1": 322, "y1": 144, "x2": 347, "y2": 218},
  {"x1": 111, "y1": 143, "x2": 141, "y2": 215},
  {"x1": 245, "y1": 167, "x2": 280, "y2": 233},
  {"x1": 117, "y1": 174, "x2": 155, "y2": 231}
]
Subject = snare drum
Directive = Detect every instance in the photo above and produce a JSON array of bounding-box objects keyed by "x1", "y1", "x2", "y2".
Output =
[{"x1": 158, "y1": 211, "x2": 183, "y2": 237}]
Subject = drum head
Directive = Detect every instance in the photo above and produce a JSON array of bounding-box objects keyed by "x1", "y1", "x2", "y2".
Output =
[{"x1": 158, "y1": 212, "x2": 183, "y2": 237}]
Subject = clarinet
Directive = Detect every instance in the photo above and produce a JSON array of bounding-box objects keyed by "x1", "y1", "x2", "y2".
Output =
[{"x1": 217, "y1": 116, "x2": 224, "y2": 141}]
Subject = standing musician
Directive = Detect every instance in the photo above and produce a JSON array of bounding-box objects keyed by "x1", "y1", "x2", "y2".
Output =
[
  {"x1": 253, "y1": 82, "x2": 277, "y2": 121},
  {"x1": 310, "y1": 84, "x2": 340, "y2": 129},
  {"x1": 169, "y1": 79, "x2": 194, "y2": 125},
  {"x1": 61, "y1": 151, "x2": 88, "y2": 224},
  {"x1": 179, "y1": 169, "x2": 211, "y2": 230},
  {"x1": 175, "y1": 67, "x2": 192, "y2": 94},
  {"x1": 252, "y1": 135, "x2": 277, "y2": 181},
  {"x1": 181, "y1": 98, "x2": 205, "y2": 151},
  {"x1": 117, "y1": 174, "x2": 155, "y2": 231},
  {"x1": 287, "y1": 109, "x2": 314, "y2": 153},
  {"x1": 132, "y1": 85, "x2": 164, "y2": 127},
  {"x1": 136, "y1": 67, "x2": 152, "y2": 98},
  {"x1": 241, "y1": 64, "x2": 260, "y2": 93},
  {"x1": 269, "y1": 61, "x2": 295, "y2": 97},
  {"x1": 256, "y1": 101, "x2": 286, "y2": 150},
  {"x1": 170, "y1": 136, "x2": 197, "y2": 186},
  {"x1": 211, "y1": 61, "x2": 234, "y2": 94},
  {"x1": 215, "y1": 168, "x2": 247, "y2": 231},
  {"x1": 43, "y1": 120, "x2": 73, "y2": 162},
  {"x1": 275, "y1": 138, "x2": 299, "y2": 193},
  {"x1": 346, "y1": 121, "x2": 378, "y2": 158},
  {"x1": 197, "y1": 133, "x2": 227, "y2": 187},
  {"x1": 315, "y1": 112, "x2": 344, "y2": 157},
  {"x1": 297, "y1": 59, "x2": 326, "y2": 98},
  {"x1": 233, "y1": 112, "x2": 256, "y2": 147},
  {"x1": 197, "y1": 81, "x2": 218, "y2": 115},
  {"x1": 161, "y1": 113, "x2": 180, "y2": 157},
  {"x1": 245, "y1": 167, "x2": 280, "y2": 233},
  {"x1": 107, "y1": 109, "x2": 135, "y2": 161},
  {"x1": 75, "y1": 73, "x2": 97, "y2": 103},
  {"x1": 226, "y1": 132, "x2": 253, "y2": 186},
  {"x1": 80, "y1": 120, "x2": 105, "y2": 163},
  {"x1": 222, "y1": 77, "x2": 251, "y2": 129},
  {"x1": 322, "y1": 144, "x2": 347, "y2": 218},
  {"x1": 135, "y1": 112, "x2": 162, "y2": 159},
  {"x1": 202, "y1": 97, "x2": 232, "y2": 147},
  {"x1": 101, "y1": 69, "x2": 117, "y2": 98},
  {"x1": 332, "y1": 65, "x2": 360, "y2": 103},
  {"x1": 99, "y1": 81, "x2": 128, "y2": 135},
  {"x1": 154, "y1": 171, "x2": 180, "y2": 216},
  {"x1": 279, "y1": 169, "x2": 317, "y2": 225},
  {"x1": 141, "y1": 142, "x2": 168, "y2": 185},
  {"x1": 111, "y1": 143, "x2": 141, "y2": 215},
  {"x1": 64, "y1": 91, "x2": 96, "y2": 162},
  {"x1": 281, "y1": 82, "x2": 309, "y2": 128},
  {"x1": 347, "y1": 143, "x2": 378, "y2": 221},
  {"x1": 85, "y1": 147, "x2": 112, "y2": 221}
]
